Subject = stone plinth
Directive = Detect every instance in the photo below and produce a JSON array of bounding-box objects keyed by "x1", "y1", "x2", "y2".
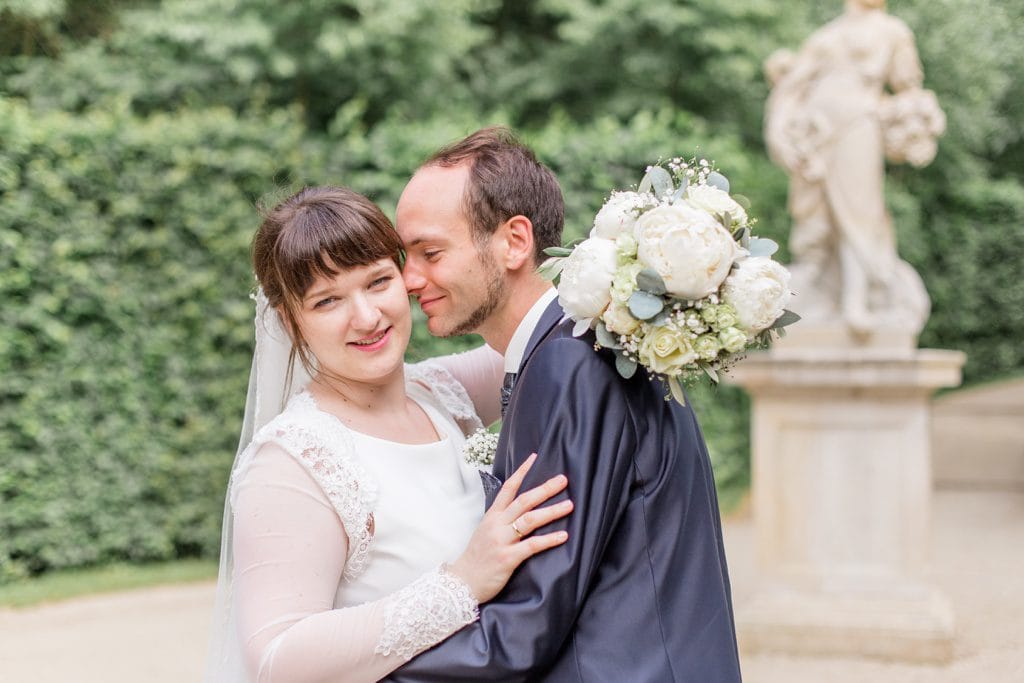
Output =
[{"x1": 728, "y1": 346, "x2": 965, "y2": 663}]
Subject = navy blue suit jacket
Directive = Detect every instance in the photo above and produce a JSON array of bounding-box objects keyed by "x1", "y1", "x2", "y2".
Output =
[{"x1": 387, "y1": 301, "x2": 742, "y2": 682}]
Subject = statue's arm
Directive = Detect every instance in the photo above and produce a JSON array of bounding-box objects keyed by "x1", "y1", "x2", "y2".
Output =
[{"x1": 887, "y1": 18, "x2": 924, "y2": 92}]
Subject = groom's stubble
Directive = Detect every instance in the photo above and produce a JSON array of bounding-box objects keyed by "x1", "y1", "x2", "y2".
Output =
[{"x1": 442, "y1": 246, "x2": 508, "y2": 337}]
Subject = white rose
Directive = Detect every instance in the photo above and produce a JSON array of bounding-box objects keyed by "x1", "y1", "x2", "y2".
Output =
[
  {"x1": 718, "y1": 326, "x2": 747, "y2": 353},
  {"x1": 685, "y1": 184, "x2": 748, "y2": 227},
  {"x1": 557, "y1": 237, "x2": 618, "y2": 320},
  {"x1": 590, "y1": 191, "x2": 657, "y2": 240},
  {"x1": 638, "y1": 325, "x2": 697, "y2": 376},
  {"x1": 720, "y1": 257, "x2": 792, "y2": 333},
  {"x1": 633, "y1": 203, "x2": 743, "y2": 301},
  {"x1": 602, "y1": 303, "x2": 640, "y2": 336}
]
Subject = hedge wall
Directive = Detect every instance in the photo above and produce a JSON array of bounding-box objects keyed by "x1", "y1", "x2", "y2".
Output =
[{"x1": 0, "y1": 99, "x2": 311, "y2": 580}]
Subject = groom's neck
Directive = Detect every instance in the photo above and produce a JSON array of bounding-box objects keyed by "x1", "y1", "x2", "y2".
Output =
[{"x1": 478, "y1": 276, "x2": 554, "y2": 356}]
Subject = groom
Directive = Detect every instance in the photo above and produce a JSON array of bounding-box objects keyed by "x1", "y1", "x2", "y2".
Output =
[{"x1": 389, "y1": 127, "x2": 742, "y2": 682}]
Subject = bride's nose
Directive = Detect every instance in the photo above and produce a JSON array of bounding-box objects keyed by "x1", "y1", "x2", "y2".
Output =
[{"x1": 350, "y1": 296, "x2": 383, "y2": 332}]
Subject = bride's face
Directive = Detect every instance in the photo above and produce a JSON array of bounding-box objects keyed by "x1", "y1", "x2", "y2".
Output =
[{"x1": 294, "y1": 258, "x2": 411, "y2": 385}]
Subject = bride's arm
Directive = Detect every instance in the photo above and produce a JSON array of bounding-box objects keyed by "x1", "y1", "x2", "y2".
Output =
[
  {"x1": 419, "y1": 345, "x2": 504, "y2": 426},
  {"x1": 232, "y1": 443, "x2": 569, "y2": 683},
  {"x1": 233, "y1": 444, "x2": 475, "y2": 683}
]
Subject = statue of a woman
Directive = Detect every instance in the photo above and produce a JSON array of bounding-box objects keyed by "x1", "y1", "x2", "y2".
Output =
[{"x1": 765, "y1": 0, "x2": 944, "y2": 341}]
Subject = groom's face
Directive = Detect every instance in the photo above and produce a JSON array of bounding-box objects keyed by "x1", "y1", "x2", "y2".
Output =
[{"x1": 397, "y1": 163, "x2": 506, "y2": 337}]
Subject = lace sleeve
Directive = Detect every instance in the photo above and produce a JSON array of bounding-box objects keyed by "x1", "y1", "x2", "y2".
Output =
[
  {"x1": 375, "y1": 564, "x2": 480, "y2": 661},
  {"x1": 233, "y1": 392, "x2": 378, "y2": 580},
  {"x1": 230, "y1": 445, "x2": 479, "y2": 683},
  {"x1": 406, "y1": 361, "x2": 485, "y2": 435}
]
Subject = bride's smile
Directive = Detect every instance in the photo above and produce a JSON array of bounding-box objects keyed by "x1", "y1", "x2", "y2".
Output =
[{"x1": 295, "y1": 257, "x2": 411, "y2": 386}]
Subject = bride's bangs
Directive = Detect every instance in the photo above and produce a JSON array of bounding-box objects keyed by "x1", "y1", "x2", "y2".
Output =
[{"x1": 268, "y1": 187, "x2": 402, "y2": 307}]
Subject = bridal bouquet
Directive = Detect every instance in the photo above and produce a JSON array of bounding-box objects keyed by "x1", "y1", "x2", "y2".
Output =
[{"x1": 541, "y1": 158, "x2": 798, "y2": 404}]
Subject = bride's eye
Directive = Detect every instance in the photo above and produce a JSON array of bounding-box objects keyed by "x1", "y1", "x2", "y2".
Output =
[
  {"x1": 370, "y1": 276, "x2": 393, "y2": 289},
  {"x1": 314, "y1": 296, "x2": 337, "y2": 309}
]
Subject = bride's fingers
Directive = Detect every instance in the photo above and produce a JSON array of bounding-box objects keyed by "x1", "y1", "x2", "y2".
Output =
[
  {"x1": 491, "y1": 453, "x2": 537, "y2": 509},
  {"x1": 511, "y1": 498, "x2": 573, "y2": 538},
  {"x1": 512, "y1": 529, "x2": 570, "y2": 563},
  {"x1": 503, "y1": 473, "x2": 568, "y2": 524}
]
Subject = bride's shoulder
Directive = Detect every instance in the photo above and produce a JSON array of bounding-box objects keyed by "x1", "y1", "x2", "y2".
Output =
[
  {"x1": 233, "y1": 388, "x2": 380, "y2": 579},
  {"x1": 405, "y1": 362, "x2": 483, "y2": 435}
]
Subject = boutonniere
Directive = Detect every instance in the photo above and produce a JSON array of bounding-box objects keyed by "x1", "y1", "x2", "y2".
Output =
[{"x1": 463, "y1": 428, "x2": 499, "y2": 469}]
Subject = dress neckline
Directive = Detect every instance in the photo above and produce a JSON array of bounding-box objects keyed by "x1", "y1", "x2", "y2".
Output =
[{"x1": 299, "y1": 388, "x2": 451, "y2": 448}]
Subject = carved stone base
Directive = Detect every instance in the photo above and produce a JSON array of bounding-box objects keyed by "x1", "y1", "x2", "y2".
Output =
[
  {"x1": 728, "y1": 347, "x2": 965, "y2": 663},
  {"x1": 739, "y1": 585, "x2": 954, "y2": 663},
  {"x1": 776, "y1": 320, "x2": 919, "y2": 354}
]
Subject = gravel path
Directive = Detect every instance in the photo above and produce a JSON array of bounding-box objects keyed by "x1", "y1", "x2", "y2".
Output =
[{"x1": 1, "y1": 490, "x2": 1021, "y2": 682}]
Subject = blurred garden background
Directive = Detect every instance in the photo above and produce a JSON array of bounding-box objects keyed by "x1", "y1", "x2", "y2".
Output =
[{"x1": 1, "y1": 0, "x2": 1022, "y2": 592}]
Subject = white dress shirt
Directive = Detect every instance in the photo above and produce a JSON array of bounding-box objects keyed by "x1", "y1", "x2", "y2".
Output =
[{"x1": 503, "y1": 288, "x2": 559, "y2": 374}]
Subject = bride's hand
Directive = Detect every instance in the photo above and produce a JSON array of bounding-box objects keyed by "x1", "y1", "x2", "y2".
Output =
[{"x1": 448, "y1": 453, "x2": 571, "y2": 603}]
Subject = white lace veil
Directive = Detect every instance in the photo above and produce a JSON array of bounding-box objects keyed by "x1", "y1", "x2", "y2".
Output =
[{"x1": 204, "y1": 289, "x2": 311, "y2": 682}]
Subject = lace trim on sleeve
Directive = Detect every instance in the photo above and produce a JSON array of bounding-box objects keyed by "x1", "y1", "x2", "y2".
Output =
[
  {"x1": 406, "y1": 362, "x2": 484, "y2": 435},
  {"x1": 233, "y1": 392, "x2": 379, "y2": 581},
  {"x1": 374, "y1": 564, "x2": 480, "y2": 661}
]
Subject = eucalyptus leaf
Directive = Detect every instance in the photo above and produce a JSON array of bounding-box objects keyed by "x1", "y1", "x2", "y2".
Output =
[
  {"x1": 668, "y1": 376, "x2": 687, "y2": 406},
  {"x1": 740, "y1": 227, "x2": 751, "y2": 249},
  {"x1": 721, "y1": 211, "x2": 732, "y2": 228},
  {"x1": 732, "y1": 194, "x2": 752, "y2": 211},
  {"x1": 537, "y1": 256, "x2": 566, "y2": 281},
  {"x1": 649, "y1": 310, "x2": 671, "y2": 327},
  {"x1": 615, "y1": 352, "x2": 638, "y2": 379},
  {"x1": 747, "y1": 237, "x2": 779, "y2": 258},
  {"x1": 706, "y1": 171, "x2": 730, "y2": 193},
  {"x1": 595, "y1": 322, "x2": 622, "y2": 349},
  {"x1": 646, "y1": 165, "x2": 673, "y2": 198},
  {"x1": 771, "y1": 309, "x2": 801, "y2": 329},
  {"x1": 627, "y1": 290, "x2": 665, "y2": 320},
  {"x1": 635, "y1": 268, "x2": 667, "y2": 296},
  {"x1": 543, "y1": 246, "x2": 573, "y2": 257},
  {"x1": 572, "y1": 317, "x2": 593, "y2": 337},
  {"x1": 671, "y1": 177, "x2": 688, "y2": 202},
  {"x1": 700, "y1": 362, "x2": 719, "y2": 383},
  {"x1": 638, "y1": 170, "x2": 652, "y2": 194}
]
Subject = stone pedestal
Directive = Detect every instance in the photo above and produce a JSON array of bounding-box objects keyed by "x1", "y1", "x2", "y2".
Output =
[{"x1": 728, "y1": 340, "x2": 965, "y2": 663}]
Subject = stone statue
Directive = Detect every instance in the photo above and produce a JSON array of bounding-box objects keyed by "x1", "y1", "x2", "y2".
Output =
[{"x1": 764, "y1": 0, "x2": 945, "y2": 342}]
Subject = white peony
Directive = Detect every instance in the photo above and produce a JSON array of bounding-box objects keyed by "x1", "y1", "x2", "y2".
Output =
[
  {"x1": 557, "y1": 237, "x2": 619, "y2": 320},
  {"x1": 633, "y1": 203, "x2": 743, "y2": 301},
  {"x1": 685, "y1": 184, "x2": 748, "y2": 227},
  {"x1": 590, "y1": 191, "x2": 657, "y2": 240},
  {"x1": 720, "y1": 256, "x2": 792, "y2": 333}
]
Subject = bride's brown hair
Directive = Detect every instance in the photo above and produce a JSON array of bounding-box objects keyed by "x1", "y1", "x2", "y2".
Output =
[{"x1": 252, "y1": 186, "x2": 402, "y2": 379}]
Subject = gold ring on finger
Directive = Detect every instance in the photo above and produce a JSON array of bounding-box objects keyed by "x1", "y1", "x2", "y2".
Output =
[{"x1": 511, "y1": 520, "x2": 524, "y2": 539}]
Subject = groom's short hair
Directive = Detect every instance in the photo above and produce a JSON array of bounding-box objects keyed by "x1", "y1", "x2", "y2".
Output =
[{"x1": 423, "y1": 126, "x2": 564, "y2": 263}]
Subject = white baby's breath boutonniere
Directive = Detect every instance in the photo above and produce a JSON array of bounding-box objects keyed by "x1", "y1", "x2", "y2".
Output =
[{"x1": 463, "y1": 428, "x2": 499, "y2": 470}]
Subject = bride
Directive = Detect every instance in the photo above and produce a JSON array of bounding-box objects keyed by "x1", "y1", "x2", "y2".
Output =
[{"x1": 205, "y1": 186, "x2": 573, "y2": 682}]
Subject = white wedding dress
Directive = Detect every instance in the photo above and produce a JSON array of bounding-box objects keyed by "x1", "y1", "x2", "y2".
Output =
[{"x1": 206, "y1": 348, "x2": 504, "y2": 683}]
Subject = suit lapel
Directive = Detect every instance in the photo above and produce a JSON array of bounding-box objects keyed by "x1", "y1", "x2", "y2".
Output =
[
  {"x1": 516, "y1": 299, "x2": 564, "y2": 375},
  {"x1": 492, "y1": 300, "x2": 564, "y2": 482}
]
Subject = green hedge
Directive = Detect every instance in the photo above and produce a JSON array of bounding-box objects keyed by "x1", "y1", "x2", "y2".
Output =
[{"x1": 0, "y1": 98, "x2": 311, "y2": 580}]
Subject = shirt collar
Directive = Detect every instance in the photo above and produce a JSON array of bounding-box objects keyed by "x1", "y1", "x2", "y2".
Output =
[{"x1": 503, "y1": 288, "x2": 558, "y2": 374}]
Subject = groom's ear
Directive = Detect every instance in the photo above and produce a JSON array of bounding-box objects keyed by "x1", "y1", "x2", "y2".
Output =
[{"x1": 495, "y1": 215, "x2": 536, "y2": 271}]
